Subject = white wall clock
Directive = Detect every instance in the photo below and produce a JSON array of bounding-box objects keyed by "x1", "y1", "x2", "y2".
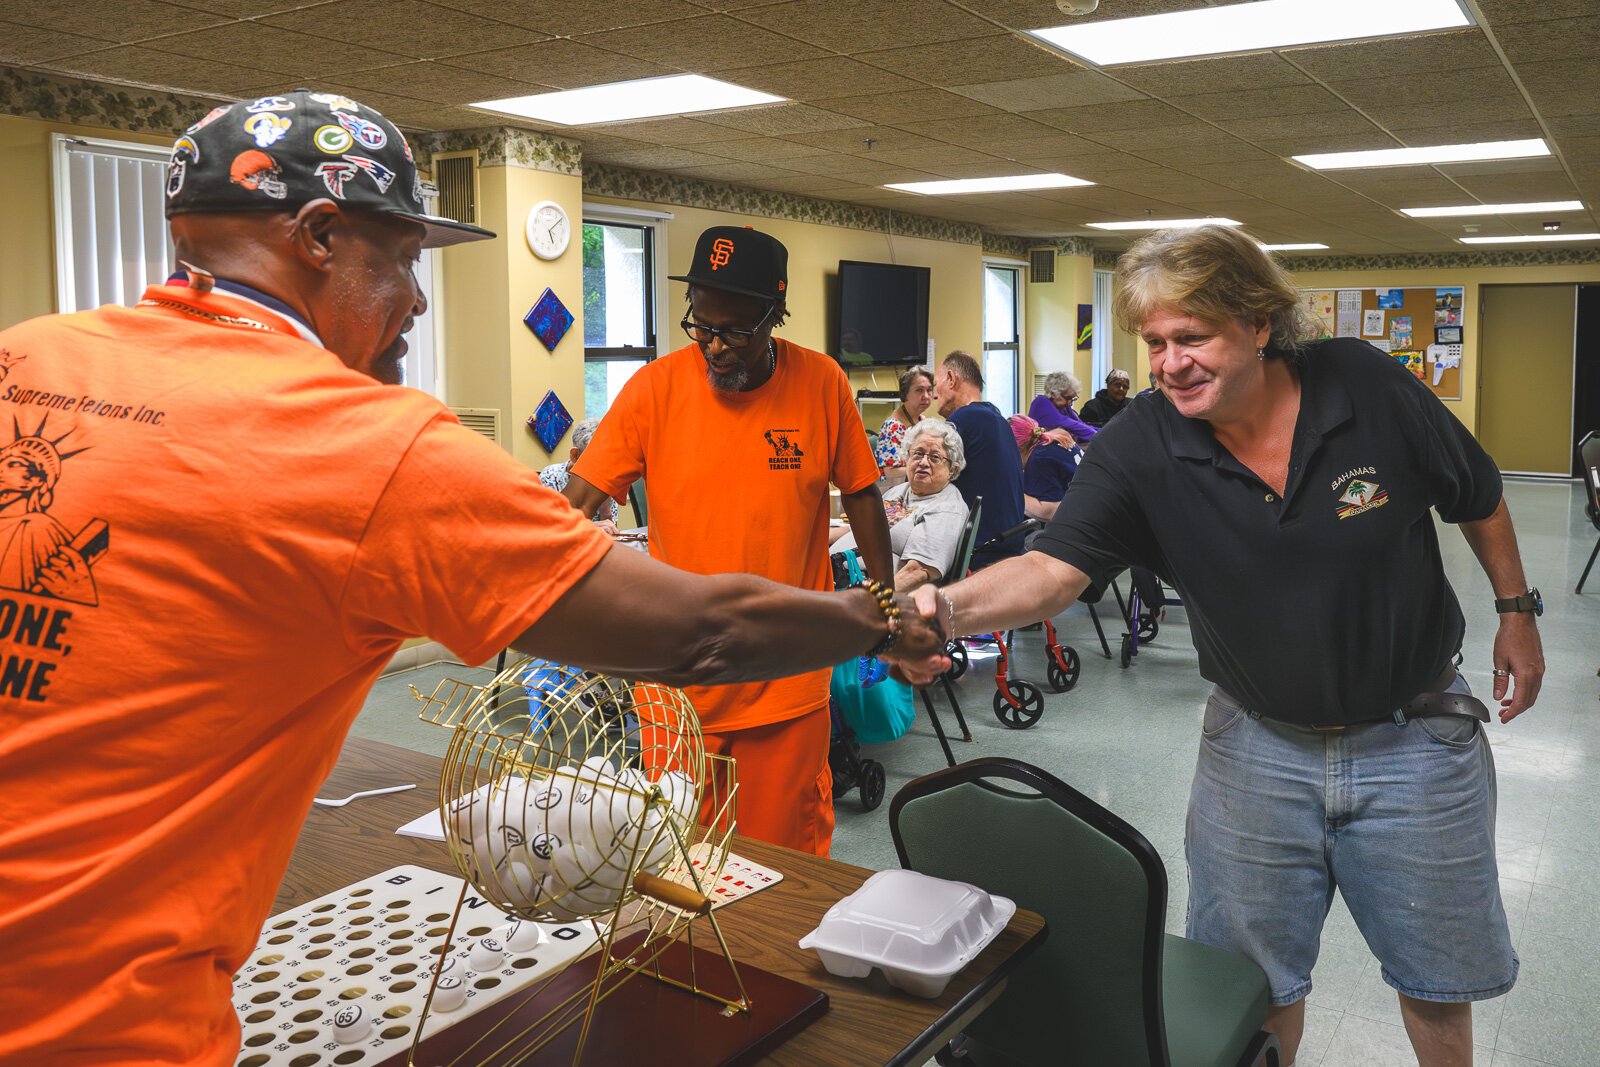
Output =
[{"x1": 526, "y1": 199, "x2": 571, "y2": 260}]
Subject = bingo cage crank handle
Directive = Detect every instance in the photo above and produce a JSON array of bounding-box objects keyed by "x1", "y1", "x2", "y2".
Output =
[{"x1": 634, "y1": 871, "x2": 713, "y2": 915}]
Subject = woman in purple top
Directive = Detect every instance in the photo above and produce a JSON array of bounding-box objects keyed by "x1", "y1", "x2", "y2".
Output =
[{"x1": 1027, "y1": 371, "x2": 1098, "y2": 443}]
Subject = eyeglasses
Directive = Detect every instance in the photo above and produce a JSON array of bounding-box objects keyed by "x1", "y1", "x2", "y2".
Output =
[
  {"x1": 907, "y1": 450, "x2": 948, "y2": 466},
  {"x1": 680, "y1": 303, "x2": 776, "y2": 348}
]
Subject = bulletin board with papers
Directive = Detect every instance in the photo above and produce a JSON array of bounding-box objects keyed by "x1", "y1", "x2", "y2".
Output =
[{"x1": 1304, "y1": 286, "x2": 1464, "y2": 401}]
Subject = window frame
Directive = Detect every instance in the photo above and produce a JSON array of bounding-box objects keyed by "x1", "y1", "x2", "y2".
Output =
[
  {"x1": 51, "y1": 133, "x2": 174, "y2": 315},
  {"x1": 981, "y1": 258, "x2": 1026, "y2": 417},
  {"x1": 581, "y1": 205, "x2": 671, "y2": 363}
]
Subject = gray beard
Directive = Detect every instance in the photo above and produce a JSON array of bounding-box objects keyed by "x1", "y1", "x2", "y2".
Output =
[{"x1": 705, "y1": 362, "x2": 750, "y2": 392}]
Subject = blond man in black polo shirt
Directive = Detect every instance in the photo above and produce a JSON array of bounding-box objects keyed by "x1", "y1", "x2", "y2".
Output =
[{"x1": 887, "y1": 226, "x2": 1543, "y2": 1067}]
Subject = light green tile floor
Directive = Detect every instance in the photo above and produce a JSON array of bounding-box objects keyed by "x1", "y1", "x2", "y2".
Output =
[{"x1": 352, "y1": 478, "x2": 1600, "y2": 1067}]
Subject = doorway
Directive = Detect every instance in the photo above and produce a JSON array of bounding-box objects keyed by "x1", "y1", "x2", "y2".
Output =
[
  {"x1": 1478, "y1": 284, "x2": 1576, "y2": 476},
  {"x1": 1574, "y1": 285, "x2": 1600, "y2": 478}
]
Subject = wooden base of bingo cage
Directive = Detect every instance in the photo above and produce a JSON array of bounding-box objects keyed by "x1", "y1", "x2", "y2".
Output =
[{"x1": 374, "y1": 930, "x2": 829, "y2": 1067}]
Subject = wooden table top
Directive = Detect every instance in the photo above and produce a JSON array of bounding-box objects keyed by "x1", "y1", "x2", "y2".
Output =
[{"x1": 281, "y1": 734, "x2": 1046, "y2": 1067}]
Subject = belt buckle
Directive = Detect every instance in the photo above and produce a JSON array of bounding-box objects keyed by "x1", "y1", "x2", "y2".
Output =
[{"x1": 1308, "y1": 723, "x2": 1346, "y2": 732}]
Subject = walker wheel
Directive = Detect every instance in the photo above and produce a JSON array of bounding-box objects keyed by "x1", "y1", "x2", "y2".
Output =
[
  {"x1": 993, "y1": 680, "x2": 1045, "y2": 729},
  {"x1": 1046, "y1": 646, "x2": 1081, "y2": 693},
  {"x1": 946, "y1": 641, "x2": 969, "y2": 681},
  {"x1": 1119, "y1": 634, "x2": 1133, "y2": 669},
  {"x1": 859, "y1": 759, "x2": 887, "y2": 811},
  {"x1": 1137, "y1": 612, "x2": 1159, "y2": 642}
]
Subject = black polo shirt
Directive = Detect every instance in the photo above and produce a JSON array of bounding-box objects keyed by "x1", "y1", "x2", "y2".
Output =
[{"x1": 1032, "y1": 339, "x2": 1502, "y2": 726}]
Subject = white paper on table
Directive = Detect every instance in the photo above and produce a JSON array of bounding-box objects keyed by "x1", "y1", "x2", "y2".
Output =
[{"x1": 396, "y1": 807, "x2": 447, "y2": 841}]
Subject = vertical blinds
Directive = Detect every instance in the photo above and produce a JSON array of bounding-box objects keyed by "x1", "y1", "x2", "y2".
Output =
[{"x1": 58, "y1": 140, "x2": 174, "y2": 313}]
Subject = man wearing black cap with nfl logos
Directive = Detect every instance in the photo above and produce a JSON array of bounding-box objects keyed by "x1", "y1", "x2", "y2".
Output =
[
  {"x1": 0, "y1": 95, "x2": 941, "y2": 1066},
  {"x1": 564, "y1": 225, "x2": 894, "y2": 858}
]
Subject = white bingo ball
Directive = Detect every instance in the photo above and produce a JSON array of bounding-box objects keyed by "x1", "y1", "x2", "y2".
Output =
[
  {"x1": 502, "y1": 918, "x2": 546, "y2": 953},
  {"x1": 499, "y1": 860, "x2": 545, "y2": 910},
  {"x1": 433, "y1": 974, "x2": 467, "y2": 1013},
  {"x1": 331, "y1": 1001, "x2": 371, "y2": 1043},
  {"x1": 468, "y1": 935, "x2": 504, "y2": 973}
]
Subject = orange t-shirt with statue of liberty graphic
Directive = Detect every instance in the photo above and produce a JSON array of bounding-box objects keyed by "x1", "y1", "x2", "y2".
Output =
[{"x1": 0, "y1": 282, "x2": 611, "y2": 1066}]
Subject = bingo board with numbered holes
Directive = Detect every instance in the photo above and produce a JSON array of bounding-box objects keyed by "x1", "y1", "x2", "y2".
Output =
[{"x1": 232, "y1": 852, "x2": 783, "y2": 1067}]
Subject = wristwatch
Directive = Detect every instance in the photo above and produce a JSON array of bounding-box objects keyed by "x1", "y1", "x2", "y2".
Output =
[{"x1": 1494, "y1": 587, "x2": 1543, "y2": 617}]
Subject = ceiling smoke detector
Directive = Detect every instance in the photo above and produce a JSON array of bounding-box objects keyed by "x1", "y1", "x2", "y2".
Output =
[{"x1": 1056, "y1": 0, "x2": 1100, "y2": 13}]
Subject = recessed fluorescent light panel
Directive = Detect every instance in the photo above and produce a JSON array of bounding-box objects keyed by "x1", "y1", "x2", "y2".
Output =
[
  {"x1": 1402, "y1": 200, "x2": 1584, "y2": 218},
  {"x1": 1293, "y1": 139, "x2": 1550, "y2": 170},
  {"x1": 1260, "y1": 243, "x2": 1329, "y2": 250},
  {"x1": 1086, "y1": 218, "x2": 1242, "y2": 231},
  {"x1": 474, "y1": 74, "x2": 784, "y2": 125},
  {"x1": 885, "y1": 173, "x2": 1094, "y2": 195},
  {"x1": 1028, "y1": 0, "x2": 1470, "y2": 67},
  {"x1": 1458, "y1": 233, "x2": 1600, "y2": 245}
]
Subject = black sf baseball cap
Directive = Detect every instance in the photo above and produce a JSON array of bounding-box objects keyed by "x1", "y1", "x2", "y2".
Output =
[
  {"x1": 669, "y1": 225, "x2": 788, "y2": 302},
  {"x1": 165, "y1": 89, "x2": 495, "y2": 249}
]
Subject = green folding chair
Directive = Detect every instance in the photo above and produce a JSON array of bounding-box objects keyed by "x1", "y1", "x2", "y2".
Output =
[{"x1": 890, "y1": 758, "x2": 1280, "y2": 1067}]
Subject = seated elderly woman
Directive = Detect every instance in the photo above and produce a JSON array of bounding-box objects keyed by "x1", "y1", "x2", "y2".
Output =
[
  {"x1": 874, "y1": 366, "x2": 936, "y2": 483},
  {"x1": 1027, "y1": 370, "x2": 1099, "y2": 444},
  {"x1": 539, "y1": 417, "x2": 620, "y2": 530},
  {"x1": 1081, "y1": 368, "x2": 1133, "y2": 426},
  {"x1": 1009, "y1": 414, "x2": 1082, "y2": 523},
  {"x1": 832, "y1": 418, "x2": 969, "y2": 591}
]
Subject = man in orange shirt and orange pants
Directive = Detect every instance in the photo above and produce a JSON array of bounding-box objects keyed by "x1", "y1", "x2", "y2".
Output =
[{"x1": 565, "y1": 226, "x2": 893, "y2": 857}]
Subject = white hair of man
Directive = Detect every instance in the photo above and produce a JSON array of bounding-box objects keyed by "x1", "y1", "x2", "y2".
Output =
[
  {"x1": 572, "y1": 416, "x2": 602, "y2": 452},
  {"x1": 1043, "y1": 370, "x2": 1081, "y2": 401},
  {"x1": 903, "y1": 417, "x2": 965, "y2": 478}
]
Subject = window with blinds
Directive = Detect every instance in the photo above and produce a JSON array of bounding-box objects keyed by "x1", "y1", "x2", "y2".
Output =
[{"x1": 52, "y1": 135, "x2": 174, "y2": 314}]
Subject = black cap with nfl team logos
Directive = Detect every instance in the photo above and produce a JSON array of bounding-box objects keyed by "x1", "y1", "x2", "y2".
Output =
[
  {"x1": 669, "y1": 225, "x2": 788, "y2": 302},
  {"x1": 164, "y1": 89, "x2": 495, "y2": 249}
]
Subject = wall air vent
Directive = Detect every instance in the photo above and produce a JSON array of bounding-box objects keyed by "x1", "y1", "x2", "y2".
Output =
[
  {"x1": 1028, "y1": 248, "x2": 1055, "y2": 283},
  {"x1": 450, "y1": 407, "x2": 502, "y2": 447},
  {"x1": 433, "y1": 152, "x2": 478, "y2": 226}
]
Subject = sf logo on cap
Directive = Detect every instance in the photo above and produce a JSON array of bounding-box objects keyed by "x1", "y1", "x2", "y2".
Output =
[{"x1": 709, "y1": 237, "x2": 734, "y2": 270}]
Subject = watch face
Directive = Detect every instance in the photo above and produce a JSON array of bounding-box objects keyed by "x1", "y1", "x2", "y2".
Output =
[{"x1": 1531, "y1": 587, "x2": 1543, "y2": 616}]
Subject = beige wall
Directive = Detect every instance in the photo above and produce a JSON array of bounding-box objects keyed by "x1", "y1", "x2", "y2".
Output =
[
  {"x1": 0, "y1": 114, "x2": 171, "y2": 329},
  {"x1": 1022, "y1": 252, "x2": 1094, "y2": 401}
]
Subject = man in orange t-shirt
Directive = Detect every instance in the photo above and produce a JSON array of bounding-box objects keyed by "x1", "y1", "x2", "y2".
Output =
[
  {"x1": 565, "y1": 226, "x2": 894, "y2": 857},
  {"x1": 0, "y1": 94, "x2": 940, "y2": 1067}
]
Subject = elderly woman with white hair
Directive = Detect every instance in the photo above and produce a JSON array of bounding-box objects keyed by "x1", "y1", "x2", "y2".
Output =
[
  {"x1": 1026, "y1": 370, "x2": 1100, "y2": 444},
  {"x1": 538, "y1": 417, "x2": 620, "y2": 530},
  {"x1": 832, "y1": 418, "x2": 968, "y2": 591},
  {"x1": 1081, "y1": 368, "x2": 1134, "y2": 426}
]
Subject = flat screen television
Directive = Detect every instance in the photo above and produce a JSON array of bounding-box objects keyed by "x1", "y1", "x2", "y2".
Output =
[{"x1": 835, "y1": 260, "x2": 931, "y2": 367}]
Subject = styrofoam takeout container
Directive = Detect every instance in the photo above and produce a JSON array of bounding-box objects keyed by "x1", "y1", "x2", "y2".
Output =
[{"x1": 797, "y1": 869, "x2": 1016, "y2": 998}]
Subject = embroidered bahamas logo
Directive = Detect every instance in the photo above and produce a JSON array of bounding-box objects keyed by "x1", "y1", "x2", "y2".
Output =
[
  {"x1": 1336, "y1": 478, "x2": 1388, "y2": 520},
  {"x1": 763, "y1": 429, "x2": 804, "y2": 471}
]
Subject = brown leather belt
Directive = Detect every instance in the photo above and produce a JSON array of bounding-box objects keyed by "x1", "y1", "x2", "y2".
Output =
[{"x1": 1222, "y1": 664, "x2": 1492, "y2": 732}]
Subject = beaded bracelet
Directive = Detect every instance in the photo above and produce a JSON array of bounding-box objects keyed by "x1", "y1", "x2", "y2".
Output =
[{"x1": 854, "y1": 579, "x2": 902, "y2": 658}]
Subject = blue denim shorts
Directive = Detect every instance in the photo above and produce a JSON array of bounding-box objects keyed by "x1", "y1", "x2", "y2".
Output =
[{"x1": 1185, "y1": 677, "x2": 1517, "y2": 1006}]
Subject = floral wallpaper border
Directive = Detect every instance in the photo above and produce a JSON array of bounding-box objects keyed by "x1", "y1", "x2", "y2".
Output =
[
  {"x1": 422, "y1": 127, "x2": 581, "y2": 176},
  {"x1": 983, "y1": 234, "x2": 1096, "y2": 258},
  {"x1": 583, "y1": 163, "x2": 990, "y2": 246},
  {"x1": 0, "y1": 64, "x2": 222, "y2": 136},
  {"x1": 1093, "y1": 247, "x2": 1600, "y2": 271}
]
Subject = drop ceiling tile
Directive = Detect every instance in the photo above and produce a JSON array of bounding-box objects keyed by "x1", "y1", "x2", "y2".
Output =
[
  {"x1": 1, "y1": 0, "x2": 230, "y2": 43},
  {"x1": 387, "y1": 106, "x2": 495, "y2": 131},
  {"x1": 582, "y1": 13, "x2": 827, "y2": 69},
  {"x1": 947, "y1": 131, "x2": 1108, "y2": 164},
  {"x1": 1283, "y1": 29, "x2": 1497, "y2": 80},
  {"x1": 1472, "y1": 0, "x2": 1600, "y2": 24},
  {"x1": 695, "y1": 102, "x2": 869, "y2": 136},
  {"x1": 1003, "y1": 146, "x2": 1146, "y2": 173},
  {"x1": 1115, "y1": 53, "x2": 1312, "y2": 96},
  {"x1": 1531, "y1": 87, "x2": 1600, "y2": 119},
  {"x1": 742, "y1": 175, "x2": 873, "y2": 195},
  {"x1": 0, "y1": 22, "x2": 116, "y2": 64},
  {"x1": 976, "y1": 0, "x2": 1198, "y2": 30},
  {"x1": 854, "y1": 144, "x2": 1007, "y2": 172},
  {"x1": 1556, "y1": 135, "x2": 1600, "y2": 163},
  {"x1": 1177, "y1": 84, "x2": 1352, "y2": 123},
  {"x1": 154, "y1": 0, "x2": 341, "y2": 12},
  {"x1": 1023, "y1": 98, "x2": 1194, "y2": 135},
  {"x1": 811, "y1": 88, "x2": 999, "y2": 125},
  {"x1": 42, "y1": 45, "x2": 280, "y2": 96},
  {"x1": 950, "y1": 70, "x2": 1147, "y2": 112},
  {"x1": 714, "y1": 55, "x2": 921, "y2": 99},
  {"x1": 780, "y1": 124, "x2": 938, "y2": 153},
  {"x1": 895, "y1": 112, "x2": 1061, "y2": 146},
  {"x1": 1209, "y1": 107, "x2": 1389, "y2": 144},
  {"x1": 261, "y1": 1, "x2": 548, "y2": 61},
  {"x1": 898, "y1": 160, "x2": 1052, "y2": 180},
  {"x1": 1451, "y1": 172, "x2": 1583, "y2": 201},
  {"x1": 1551, "y1": 113, "x2": 1600, "y2": 139},
  {"x1": 1084, "y1": 123, "x2": 1246, "y2": 153},
  {"x1": 855, "y1": 33, "x2": 1075, "y2": 85},
  {"x1": 1435, "y1": 157, "x2": 1568, "y2": 177},
  {"x1": 1327, "y1": 66, "x2": 1520, "y2": 110},
  {"x1": 666, "y1": 160, "x2": 802, "y2": 182},
  {"x1": 439, "y1": 40, "x2": 673, "y2": 88},
  {"x1": 435, "y1": 0, "x2": 704, "y2": 34},
  {"x1": 778, "y1": 156, "x2": 939, "y2": 183},
  {"x1": 1496, "y1": 15, "x2": 1600, "y2": 62},
  {"x1": 738, "y1": 0, "x2": 1001, "y2": 53},
  {"x1": 142, "y1": 22, "x2": 413, "y2": 80},
  {"x1": 1518, "y1": 57, "x2": 1600, "y2": 95},
  {"x1": 1361, "y1": 96, "x2": 1537, "y2": 131},
  {"x1": 695, "y1": 136, "x2": 835, "y2": 161},
  {"x1": 585, "y1": 142, "x2": 719, "y2": 169},
  {"x1": 578, "y1": 115, "x2": 748, "y2": 143},
  {"x1": 338, "y1": 61, "x2": 554, "y2": 106}
]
